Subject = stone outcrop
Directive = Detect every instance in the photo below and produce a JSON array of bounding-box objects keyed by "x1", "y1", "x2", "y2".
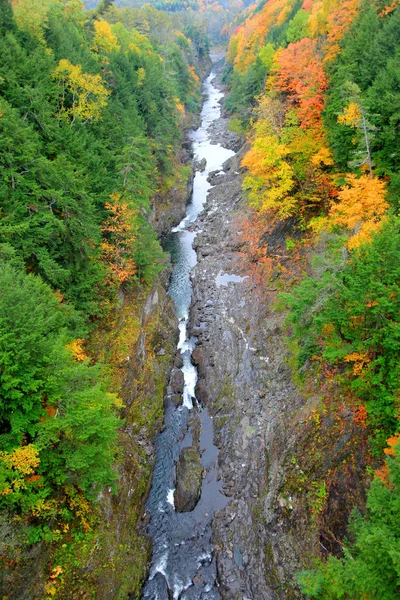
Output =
[{"x1": 174, "y1": 447, "x2": 203, "y2": 512}]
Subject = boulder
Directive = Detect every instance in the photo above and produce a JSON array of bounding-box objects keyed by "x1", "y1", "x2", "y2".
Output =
[
  {"x1": 191, "y1": 347, "x2": 206, "y2": 378},
  {"x1": 170, "y1": 369, "x2": 184, "y2": 394},
  {"x1": 195, "y1": 157, "x2": 207, "y2": 172},
  {"x1": 195, "y1": 380, "x2": 208, "y2": 405},
  {"x1": 174, "y1": 350, "x2": 184, "y2": 369},
  {"x1": 174, "y1": 447, "x2": 202, "y2": 512},
  {"x1": 172, "y1": 394, "x2": 183, "y2": 408}
]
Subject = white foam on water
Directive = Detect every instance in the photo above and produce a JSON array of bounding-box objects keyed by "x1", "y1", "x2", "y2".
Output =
[
  {"x1": 172, "y1": 573, "x2": 192, "y2": 600},
  {"x1": 182, "y1": 360, "x2": 197, "y2": 409},
  {"x1": 167, "y1": 488, "x2": 175, "y2": 508},
  {"x1": 171, "y1": 219, "x2": 187, "y2": 232},
  {"x1": 177, "y1": 319, "x2": 187, "y2": 349},
  {"x1": 197, "y1": 551, "x2": 212, "y2": 566},
  {"x1": 150, "y1": 551, "x2": 168, "y2": 580}
]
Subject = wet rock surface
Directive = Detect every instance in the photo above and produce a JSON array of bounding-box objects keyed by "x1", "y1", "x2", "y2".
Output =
[
  {"x1": 170, "y1": 368, "x2": 184, "y2": 394},
  {"x1": 174, "y1": 447, "x2": 203, "y2": 512},
  {"x1": 188, "y1": 75, "x2": 308, "y2": 598}
]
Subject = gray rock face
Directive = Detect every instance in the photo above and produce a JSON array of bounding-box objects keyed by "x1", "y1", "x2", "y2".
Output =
[
  {"x1": 174, "y1": 447, "x2": 203, "y2": 512},
  {"x1": 170, "y1": 369, "x2": 184, "y2": 394},
  {"x1": 171, "y1": 393, "x2": 183, "y2": 408},
  {"x1": 174, "y1": 350, "x2": 184, "y2": 369}
]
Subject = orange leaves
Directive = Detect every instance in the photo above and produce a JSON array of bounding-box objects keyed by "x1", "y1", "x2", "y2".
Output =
[
  {"x1": 329, "y1": 175, "x2": 388, "y2": 249},
  {"x1": 344, "y1": 351, "x2": 371, "y2": 376},
  {"x1": 229, "y1": 0, "x2": 297, "y2": 73},
  {"x1": 376, "y1": 463, "x2": 389, "y2": 484},
  {"x1": 301, "y1": 0, "x2": 313, "y2": 11},
  {"x1": 273, "y1": 38, "x2": 327, "y2": 129},
  {"x1": 376, "y1": 435, "x2": 400, "y2": 485},
  {"x1": 379, "y1": 0, "x2": 400, "y2": 17},
  {"x1": 234, "y1": 211, "x2": 274, "y2": 290},
  {"x1": 353, "y1": 405, "x2": 368, "y2": 428},
  {"x1": 101, "y1": 193, "x2": 137, "y2": 285},
  {"x1": 384, "y1": 435, "x2": 400, "y2": 456},
  {"x1": 324, "y1": 0, "x2": 361, "y2": 62}
]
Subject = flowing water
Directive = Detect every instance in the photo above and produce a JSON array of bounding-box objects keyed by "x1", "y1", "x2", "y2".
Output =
[{"x1": 141, "y1": 69, "x2": 235, "y2": 600}]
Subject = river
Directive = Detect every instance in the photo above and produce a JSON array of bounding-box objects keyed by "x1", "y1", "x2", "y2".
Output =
[{"x1": 141, "y1": 66, "x2": 235, "y2": 600}]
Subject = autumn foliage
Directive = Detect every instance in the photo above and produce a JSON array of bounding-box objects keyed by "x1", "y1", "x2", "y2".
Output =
[
  {"x1": 273, "y1": 38, "x2": 327, "y2": 129},
  {"x1": 329, "y1": 175, "x2": 388, "y2": 249}
]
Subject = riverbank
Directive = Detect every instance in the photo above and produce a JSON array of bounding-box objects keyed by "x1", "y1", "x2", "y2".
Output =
[
  {"x1": 189, "y1": 66, "x2": 315, "y2": 598},
  {"x1": 188, "y1": 67, "x2": 369, "y2": 598}
]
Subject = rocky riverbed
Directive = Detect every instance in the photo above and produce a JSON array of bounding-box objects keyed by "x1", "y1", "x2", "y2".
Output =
[
  {"x1": 188, "y1": 81, "x2": 311, "y2": 598},
  {"x1": 142, "y1": 60, "x2": 365, "y2": 600}
]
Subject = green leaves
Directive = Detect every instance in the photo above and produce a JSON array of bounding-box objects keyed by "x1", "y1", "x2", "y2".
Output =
[
  {"x1": 299, "y1": 441, "x2": 400, "y2": 599},
  {"x1": 0, "y1": 0, "x2": 202, "y2": 538},
  {"x1": 0, "y1": 263, "x2": 119, "y2": 509},
  {"x1": 283, "y1": 217, "x2": 400, "y2": 451}
]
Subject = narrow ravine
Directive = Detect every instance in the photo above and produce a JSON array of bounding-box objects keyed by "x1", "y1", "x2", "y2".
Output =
[{"x1": 142, "y1": 63, "x2": 235, "y2": 600}]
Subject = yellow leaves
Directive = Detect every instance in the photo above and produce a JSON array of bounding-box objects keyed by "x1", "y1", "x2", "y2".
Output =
[
  {"x1": 188, "y1": 65, "x2": 199, "y2": 83},
  {"x1": 344, "y1": 351, "x2": 370, "y2": 376},
  {"x1": 174, "y1": 98, "x2": 185, "y2": 115},
  {"x1": 45, "y1": 582, "x2": 57, "y2": 597},
  {"x1": 128, "y1": 42, "x2": 142, "y2": 55},
  {"x1": 347, "y1": 219, "x2": 384, "y2": 251},
  {"x1": 29, "y1": 497, "x2": 58, "y2": 518},
  {"x1": 136, "y1": 67, "x2": 146, "y2": 86},
  {"x1": 101, "y1": 193, "x2": 137, "y2": 285},
  {"x1": 53, "y1": 59, "x2": 109, "y2": 122},
  {"x1": 338, "y1": 102, "x2": 362, "y2": 128},
  {"x1": 322, "y1": 322, "x2": 335, "y2": 336},
  {"x1": 311, "y1": 146, "x2": 334, "y2": 166},
  {"x1": 329, "y1": 175, "x2": 389, "y2": 249},
  {"x1": 45, "y1": 566, "x2": 63, "y2": 598},
  {"x1": 1, "y1": 445, "x2": 41, "y2": 499},
  {"x1": 92, "y1": 20, "x2": 120, "y2": 55},
  {"x1": 1, "y1": 444, "x2": 40, "y2": 476},
  {"x1": 66, "y1": 339, "x2": 89, "y2": 362},
  {"x1": 12, "y1": 0, "x2": 51, "y2": 43},
  {"x1": 242, "y1": 119, "x2": 296, "y2": 218},
  {"x1": 65, "y1": 485, "x2": 93, "y2": 532}
]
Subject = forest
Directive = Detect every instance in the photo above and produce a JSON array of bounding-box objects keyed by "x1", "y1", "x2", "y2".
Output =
[
  {"x1": 1, "y1": 0, "x2": 400, "y2": 597},
  {"x1": 225, "y1": 0, "x2": 400, "y2": 597},
  {"x1": 0, "y1": 0, "x2": 209, "y2": 596}
]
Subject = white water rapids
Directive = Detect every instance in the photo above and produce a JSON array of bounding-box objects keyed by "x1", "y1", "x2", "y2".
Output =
[{"x1": 141, "y1": 67, "x2": 234, "y2": 600}]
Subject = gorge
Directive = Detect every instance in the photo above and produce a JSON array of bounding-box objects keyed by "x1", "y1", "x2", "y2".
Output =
[{"x1": 1, "y1": 1, "x2": 400, "y2": 599}]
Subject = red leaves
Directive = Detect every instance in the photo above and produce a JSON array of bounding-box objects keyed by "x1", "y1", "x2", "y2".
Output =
[{"x1": 273, "y1": 38, "x2": 327, "y2": 129}]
